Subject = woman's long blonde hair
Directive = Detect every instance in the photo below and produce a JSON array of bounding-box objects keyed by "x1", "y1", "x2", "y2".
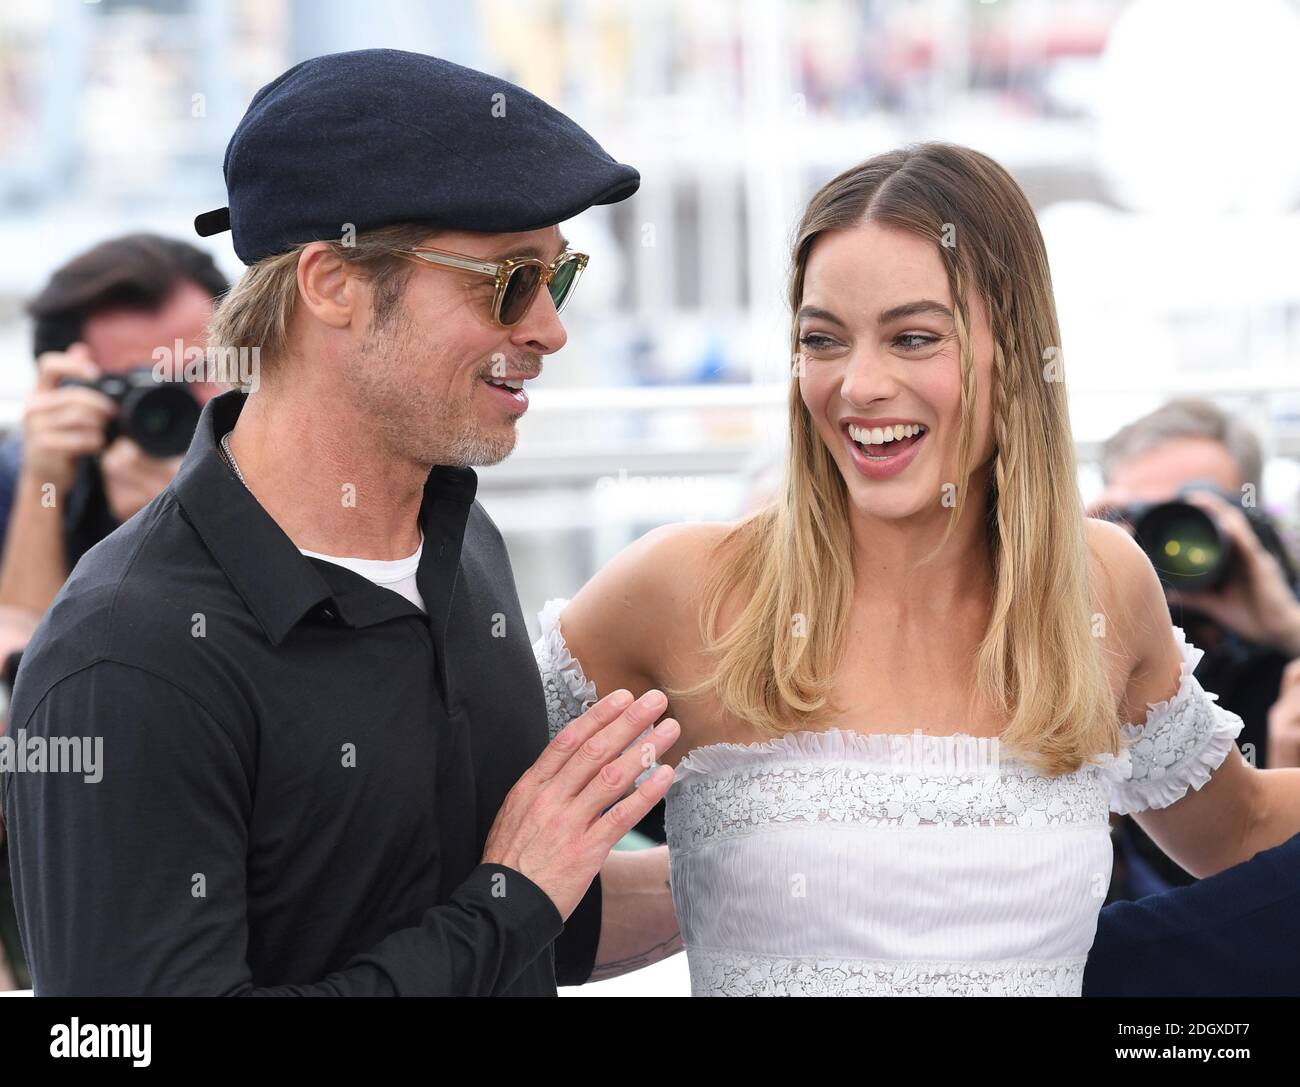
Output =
[{"x1": 671, "y1": 142, "x2": 1120, "y2": 776}]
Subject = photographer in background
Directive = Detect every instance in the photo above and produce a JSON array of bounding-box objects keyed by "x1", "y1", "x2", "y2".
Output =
[
  {"x1": 0, "y1": 235, "x2": 227, "y2": 990},
  {"x1": 0, "y1": 233, "x2": 229, "y2": 624},
  {"x1": 1090, "y1": 398, "x2": 1300, "y2": 899}
]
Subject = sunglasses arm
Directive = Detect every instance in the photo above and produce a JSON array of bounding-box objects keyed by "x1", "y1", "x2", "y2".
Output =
[{"x1": 403, "y1": 249, "x2": 502, "y2": 278}]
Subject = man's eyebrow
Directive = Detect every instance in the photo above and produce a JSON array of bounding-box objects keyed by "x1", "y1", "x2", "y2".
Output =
[
  {"x1": 879, "y1": 300, "x2": 953, "y2": 323},
  {"x1": 487, "y1": 235, "x2": 570, "y2": 262}
]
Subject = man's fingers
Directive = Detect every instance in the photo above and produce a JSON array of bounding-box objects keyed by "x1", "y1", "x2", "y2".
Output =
[
  {"x1": 579, "y1": 717, "x2": 680, "y2": 811},
  {"x1": 28, "y1": 387, "x2": 117, "y2": 424},
  {"x1": 41, "y1": 429, "x2": 104, "y2": 453},
  {"x1": 34, "y1": 346, "x2": 99, "y2": 392},
  {"x1": 590, "y1": 762, "x2": 676, "y2": 847},
  {"x1": 530, "y1": 688, "x2": 635, "y2": 781},
  {"x1": 553, "y1": 688, "x2": 668, "y2": 796}
]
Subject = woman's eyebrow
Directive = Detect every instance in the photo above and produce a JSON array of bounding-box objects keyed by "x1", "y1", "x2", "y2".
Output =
[
  {"x1": 796, "y1": 305, "x2": 846, "y2": 326},
  {"x1": 798, "y1": 300, "x2": 954, "y2": 326},
  {"x1": 879, "y1": 299, "x2": 953, "y2": 323}
]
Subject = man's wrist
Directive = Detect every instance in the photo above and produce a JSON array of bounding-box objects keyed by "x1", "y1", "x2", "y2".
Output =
[
  {"x1": 466, "y1": 862, "x2": 564, "y2": 943},
  {"x1": 16, "y1": 462, "x2": 74, "y2": 499}
]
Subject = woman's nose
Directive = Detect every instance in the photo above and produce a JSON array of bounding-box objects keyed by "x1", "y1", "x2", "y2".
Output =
[{"x1": 839, "y1": 348, "x2": 898, "y2": 407}]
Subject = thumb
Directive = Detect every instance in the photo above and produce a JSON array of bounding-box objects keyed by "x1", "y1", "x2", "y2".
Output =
[{"x1": 61, "y1": 342, "x2": 99, "y2": 383}]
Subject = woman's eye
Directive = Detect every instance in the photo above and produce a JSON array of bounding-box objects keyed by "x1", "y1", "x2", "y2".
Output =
[
  {"x1": 798, "y1": 333, "x2": 838, "y2": 351},
  {"x1": 894, "y1": 332, "x2": 938, "y2": 351}
]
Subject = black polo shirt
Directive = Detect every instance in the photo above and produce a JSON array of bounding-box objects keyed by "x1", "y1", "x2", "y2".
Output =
[{"x1": 1, "y1": 389, "x2": 601, "y2": 995}]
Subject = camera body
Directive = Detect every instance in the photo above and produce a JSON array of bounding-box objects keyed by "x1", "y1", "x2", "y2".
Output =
[
  {"x1": 1101, "y1": 479, "x2": 1297, "y2": 595},
  {"x1": 61, "y1": 366, "x2": 201, "y2": 458}
]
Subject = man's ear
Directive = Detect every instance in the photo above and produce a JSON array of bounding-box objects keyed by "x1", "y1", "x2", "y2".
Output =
[{"x1": 295, "y1": 243, "x2": 358, "y2": 331}]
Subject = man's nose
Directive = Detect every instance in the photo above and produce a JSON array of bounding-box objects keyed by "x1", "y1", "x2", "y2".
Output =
[{"x1": 511, "y1": 290, "x2": 568, "y2": 355}]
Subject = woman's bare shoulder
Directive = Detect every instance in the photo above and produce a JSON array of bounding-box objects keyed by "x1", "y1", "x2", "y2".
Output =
[
  {"x1": 1085, "y1": 515, "x2": 1154, "y2": 608},
  {"x1": 1084, "y1": 516, "x2": 1182, "y2": 705},
  {"x1": 572, "y1": 520, "x2": 736, "y2": 627},
  {"x1": 631, "y1": 519, "x2": 738, "y2": 585},
  {"x1": 557, "y1": 520, "x2": 739, "y2": 694}
]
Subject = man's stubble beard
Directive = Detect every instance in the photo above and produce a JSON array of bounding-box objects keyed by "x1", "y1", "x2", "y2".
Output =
[{"x1": 351, "y1": 304, "x2": 522, "y2": 469}]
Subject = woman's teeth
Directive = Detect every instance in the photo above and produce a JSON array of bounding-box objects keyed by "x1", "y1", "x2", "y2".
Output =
[
  {"x1": 847, "y1": 422, "x2": 926, "y2": 445},
  {"x1": 847, "y1": 423, "x2": 927, "y2": 460}
]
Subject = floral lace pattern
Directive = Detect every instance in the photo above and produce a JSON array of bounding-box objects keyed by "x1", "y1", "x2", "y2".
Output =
[
  {"x1": 1107, "y1": 625, "x2": 1245, "y2": 815},
  {"x1": 687, "y1": 947, "x2": 1085, "y2": 997},
  {"x1": 534, "y1": 598, "x2": 597, "y2": 742},
  {"x1": 666, "y1": 729, "x2": 1115, "y2": 855}
]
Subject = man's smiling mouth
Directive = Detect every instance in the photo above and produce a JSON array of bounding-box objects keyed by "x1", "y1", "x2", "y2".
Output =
[{"x1": 479, "y1": 370, "x2": 536, "y2": 411}]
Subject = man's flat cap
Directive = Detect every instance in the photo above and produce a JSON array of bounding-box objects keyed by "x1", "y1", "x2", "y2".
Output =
[{"x1": 195, "y1": 48, "x2": 640, "y2": 264}]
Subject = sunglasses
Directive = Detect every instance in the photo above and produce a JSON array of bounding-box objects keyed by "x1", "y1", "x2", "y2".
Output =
[{"x1": 393, "y1": 245, "x2": 589, "y2": 327}]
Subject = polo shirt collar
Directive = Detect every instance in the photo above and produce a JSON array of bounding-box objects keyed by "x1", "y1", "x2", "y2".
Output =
[{"x1": 170, "y1": 389, "x2": 478, "y2": 647}]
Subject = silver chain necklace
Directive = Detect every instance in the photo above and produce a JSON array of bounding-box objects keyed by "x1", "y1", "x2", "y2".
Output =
[{"x1": 220, "y1": 430, "x2": 249, "y2": 489}]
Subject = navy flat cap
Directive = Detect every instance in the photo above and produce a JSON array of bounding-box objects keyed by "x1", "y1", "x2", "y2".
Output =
[{"x1": 195, "y1": 48, "x2": 640, "y2": 264}]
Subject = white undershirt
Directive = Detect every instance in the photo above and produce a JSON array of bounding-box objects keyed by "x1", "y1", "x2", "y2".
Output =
[{"x1": 298, "y1": 532, "x2": 427, "y2": 613}]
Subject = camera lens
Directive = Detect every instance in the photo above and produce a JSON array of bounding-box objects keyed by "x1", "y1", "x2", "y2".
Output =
[
  {"x1": 120, "y1": 384, "x2": 201, "y2": 457},
  {"x1": 1132, "y1": 500, "x2": 1230, "y2": 593}
]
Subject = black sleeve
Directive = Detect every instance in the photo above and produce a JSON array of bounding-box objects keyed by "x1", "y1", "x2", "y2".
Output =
[
  {"x1": 1, "y1": 661, "x2": 564, "y2": 996},
  {"x1": 553, "y1": 871, "x2": 601, "y2": 986}
]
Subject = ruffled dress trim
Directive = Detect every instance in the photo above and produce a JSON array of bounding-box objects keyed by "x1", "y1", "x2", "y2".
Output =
[
  {"x1": 534, "y1": 599, "x2": 1240, "y2": 817},
  {"x1": 534, "y1": 597, "x2": 598, "y2": 742},
  {"x1": 673, "y1": 728, "x2": 1015, "y2": 784},
  {"x1": 533, "y1": 598, "x2": 665, "y2": 789},
  {"x1": 1106, "y1": 624, "x2": 1244, "y2": 815}
]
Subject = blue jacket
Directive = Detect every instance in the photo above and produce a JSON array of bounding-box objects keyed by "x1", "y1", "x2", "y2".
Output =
[
  {"x1": 0, "y1": 433, "x2": 21, "y2": 556},
  {"x1": 1085, "y1": 831, "x2": 1300, "y2": 995}
]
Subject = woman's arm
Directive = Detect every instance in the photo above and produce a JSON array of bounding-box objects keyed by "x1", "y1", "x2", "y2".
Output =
[{"x1": 1097, "y1": 520, "x2": 1300, "y2": 876}]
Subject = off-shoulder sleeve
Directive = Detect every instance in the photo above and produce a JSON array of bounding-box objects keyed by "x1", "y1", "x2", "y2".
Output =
[
  {"x1": 531, "y1": 598, "x2": 658, "y2": 790},
  {"x1": 532, "y1": 601, "x2": 604, "y2": 988},
  {"x1": 533, "y1": 598, "x2": 598, "y2": 742},
  {"x1": 1107, "y1": 625, "x2": 1245, "y2": 816}
]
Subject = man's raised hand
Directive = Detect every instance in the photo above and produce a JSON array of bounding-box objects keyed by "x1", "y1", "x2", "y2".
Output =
[{"x1": 481, "y1": 688, "x2": 679, "y2": 920}]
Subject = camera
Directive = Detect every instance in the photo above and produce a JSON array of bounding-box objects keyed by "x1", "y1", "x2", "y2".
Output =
[
  {"x1": 1099, "y1": 480, "x2": 1298, "y2": 595},
  {"x1": 61, "y1": 367, "x2": 201, "y2": 458}
]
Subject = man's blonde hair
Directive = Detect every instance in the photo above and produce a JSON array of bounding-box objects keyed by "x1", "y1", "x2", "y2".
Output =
[{"x1": 205, "y1": 222, "x2": 435, "y2": 385}]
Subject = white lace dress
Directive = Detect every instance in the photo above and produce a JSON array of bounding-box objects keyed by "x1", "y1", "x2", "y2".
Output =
[{"x1": 532, "y1": 598, "x2": 1245, "y2": 996}]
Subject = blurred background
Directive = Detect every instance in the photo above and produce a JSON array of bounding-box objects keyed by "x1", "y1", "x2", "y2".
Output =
[{"x1": 2, "y1": 0, "x2": 1300, "y2": 996}]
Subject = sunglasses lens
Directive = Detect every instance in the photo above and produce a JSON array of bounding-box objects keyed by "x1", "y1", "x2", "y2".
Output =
[
  {"x1": 499, "y1": 264, "x2": 542, "y2": 325},
  {"x1": 547, "y1": 257, "x2": 583, "y2": 314}
]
